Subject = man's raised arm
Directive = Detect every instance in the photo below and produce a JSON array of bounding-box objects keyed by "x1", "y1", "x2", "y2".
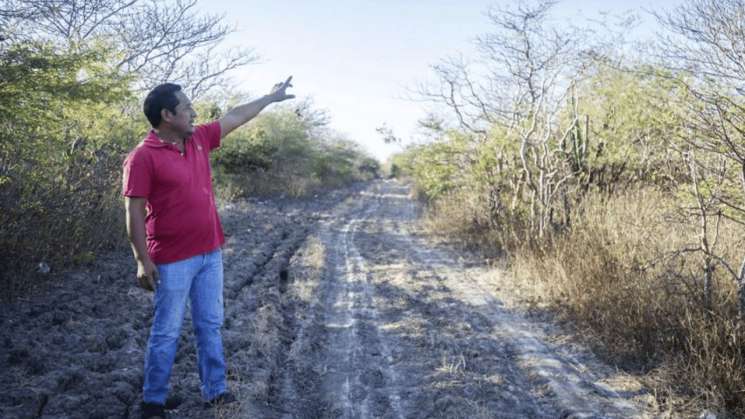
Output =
[{"x1": 218, "y1": 76, "x2": 295, "y2": 139}]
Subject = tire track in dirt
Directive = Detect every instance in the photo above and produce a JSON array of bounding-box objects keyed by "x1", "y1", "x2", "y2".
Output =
[
  {"x1": 277, "y1": 188, "x2": 406, "y2": 418},
  {"x1": 275, "y1": 197, "x2": 367, "y2": 418},
  {"x1": 338, "y1": 197, "x2": 404, "y2": 419},
  {"x1": 352, "y1": 182, "x2": 553, "y2": 418}
]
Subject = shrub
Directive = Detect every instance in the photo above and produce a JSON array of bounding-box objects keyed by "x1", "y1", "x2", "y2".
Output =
[
  {"x1": 0, "y1": 41, "x2": 136, "y2": 297},
  {"x1": 211, "y1": 107, "x2": 378, "y2": 199}
]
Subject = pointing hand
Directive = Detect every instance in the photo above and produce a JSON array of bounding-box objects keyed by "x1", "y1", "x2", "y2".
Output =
[{"x1": 269, "y1": 76, "x2": 295, "y2": 103}]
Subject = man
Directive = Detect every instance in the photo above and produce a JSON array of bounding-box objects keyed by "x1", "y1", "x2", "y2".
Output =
[{"x1": 122, "y1": 78, "x2": 294, "y2": 419}]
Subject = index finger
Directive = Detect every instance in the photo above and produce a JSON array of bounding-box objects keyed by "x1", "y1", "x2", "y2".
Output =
[{"x1": 284, "y1": 75, "x2": 293, "y2": 86}]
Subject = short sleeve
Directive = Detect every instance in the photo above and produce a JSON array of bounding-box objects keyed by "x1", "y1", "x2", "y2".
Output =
[
  {"x1": 122, "y1": 147, "x2": 152, "y2": 198},
  {"x1": 194, "y1": 121, "x2": 222, "y2": 152}
]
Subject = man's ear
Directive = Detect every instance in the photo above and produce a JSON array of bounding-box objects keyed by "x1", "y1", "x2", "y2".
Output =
[{"x1": 161, "y1": 108, "x2": 173, "y2": 124}]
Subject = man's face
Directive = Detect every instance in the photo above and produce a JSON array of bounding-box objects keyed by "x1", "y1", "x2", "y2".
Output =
[{"x1": 164, "y1": 90, "x2": 197, "y2": 137}]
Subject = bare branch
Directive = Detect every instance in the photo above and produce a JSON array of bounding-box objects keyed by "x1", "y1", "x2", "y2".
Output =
[{"x1": 7, "y1": 0, "x2": 256, "y2": 95}]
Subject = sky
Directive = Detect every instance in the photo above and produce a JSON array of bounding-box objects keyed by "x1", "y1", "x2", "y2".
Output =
[{"x1": 197, "y1": 0, "x2": 683, "y2": 161}]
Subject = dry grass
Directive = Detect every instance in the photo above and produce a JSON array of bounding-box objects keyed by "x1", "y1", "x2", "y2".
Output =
[
  {"x1": 425, "y1": 187, "x2": 745, "y2": 416},
  {"x1": 422, "y1": 187, "x2": 506, "y2": 254},
  {"x1": 437, "y1": 354, "x2": 468, "y2": 377},
  {"x1": 287, "y1": 236, "x2": 326, "y2": 305},
  {"x1": 513, "y1": 191, "x2": 694, "y2": 362},
  {"x1": 253, "y1": 302, "x2": 283, "y2": 363}
]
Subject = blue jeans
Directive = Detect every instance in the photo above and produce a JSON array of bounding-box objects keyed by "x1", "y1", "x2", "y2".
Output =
[{"x1": 143, "y1": 249, "x2": 227, "y2": 404}]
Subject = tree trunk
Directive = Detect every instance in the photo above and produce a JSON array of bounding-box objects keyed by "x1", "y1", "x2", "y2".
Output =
[
  {"x1": 738, "y1": 258, "x2": 745, "y2": 319},
  {"x1": 703, "y1": 257, "x2": 713, "y2": 310}
]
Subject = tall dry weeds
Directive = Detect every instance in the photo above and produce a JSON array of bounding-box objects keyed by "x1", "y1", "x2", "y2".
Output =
[{"x1": 426, "y1": 187, "x2": 745, "y2": 416}]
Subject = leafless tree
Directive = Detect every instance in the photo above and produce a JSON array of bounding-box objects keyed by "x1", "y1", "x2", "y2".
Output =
[
  {"x1": 684, "y1": 151, "x2": 727, "y2": 309},
  {"x1": 655, "y1": 0, "x2": 745, "y2": 315},
  {"x1": 654, "y1": 0, "x2": 745, "y2": 90},
  {"x1": 418, "y1": 0, "x2": 599, "y2": 238},
  {"x1": 2, "y1": 0, "x2": 257, "y2": 98}
]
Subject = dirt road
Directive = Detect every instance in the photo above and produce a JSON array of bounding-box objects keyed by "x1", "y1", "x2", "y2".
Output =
[
  {"x1": 0, "y1": 180, "x2": 653, "y2": 418},
  {"x1": 274, "y1": 180, "x2": 651, "y2": 419}
]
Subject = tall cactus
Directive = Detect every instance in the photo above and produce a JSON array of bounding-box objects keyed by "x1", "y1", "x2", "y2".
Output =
[{"x1": 565, "y1": 92, "x2": 589, "y2": 175}]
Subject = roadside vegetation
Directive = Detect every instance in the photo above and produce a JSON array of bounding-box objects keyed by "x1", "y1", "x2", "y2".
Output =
[
  {"x1": 391, "y1": 0, "x2": 745, "y2": 415},
  {"x1": 211, "y1": 100, "x2": 380, "y2": 201},
  {"x1": 0, "y1": 1, "x2": 377, "y2": 299}
]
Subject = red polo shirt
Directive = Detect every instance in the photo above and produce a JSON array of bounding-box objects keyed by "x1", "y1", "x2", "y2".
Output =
[{"x1": 122, "y1": 122, "x2": 224, "y2": 264}]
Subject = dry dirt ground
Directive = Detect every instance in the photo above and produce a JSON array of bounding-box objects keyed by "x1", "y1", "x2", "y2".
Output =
[{"x1": 1, "y1": 180, "x2": 657, "y2": 418}]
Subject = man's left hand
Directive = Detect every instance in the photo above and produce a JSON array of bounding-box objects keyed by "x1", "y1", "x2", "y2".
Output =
[{"x1": 269, "y1": 76, "x2": 295, "y2": 103}]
